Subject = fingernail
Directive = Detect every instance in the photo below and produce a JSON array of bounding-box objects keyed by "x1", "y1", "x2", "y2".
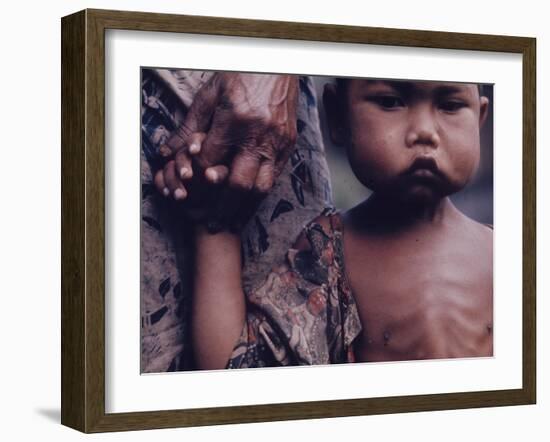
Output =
[
  {"x1": 163, "y1": 187, "x2": 170, "y2": 197},
  {"x1": 174, "y1": 188, "x2": 187, "y2": 200},
  {"x1": 206, "y1": 169, "x2": 218, "y2": 183},
  {"x1": 189, "y1": 143, "x2": 200, "y2": 154},
  {"x1": 180, "y1": 167, "x2": 189, "y2": 179}
]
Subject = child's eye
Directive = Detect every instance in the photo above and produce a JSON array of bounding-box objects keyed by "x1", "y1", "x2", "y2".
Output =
[
  {"x1": 439, "y1": 100, "x2": 467, "y2": 112},
  {"x1": 368, "y1": 95, "x2": 405, "y2": 109}
]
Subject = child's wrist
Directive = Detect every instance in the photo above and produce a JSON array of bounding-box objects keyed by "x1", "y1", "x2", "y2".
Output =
[
  {"x1": 194, "y1": 222, "x2": 241, "y2": 243},
  {"x1": 194, "y1": 225, "x2": 242, "y2": 267}
]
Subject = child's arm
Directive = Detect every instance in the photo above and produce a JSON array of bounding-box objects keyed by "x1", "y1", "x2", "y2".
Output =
[
  {"x1": 191, "y1": 224, "x2": 246, "y2": 370},
  {"x1": 154, "y1": 133, "x2": 249, "y2": 369}
]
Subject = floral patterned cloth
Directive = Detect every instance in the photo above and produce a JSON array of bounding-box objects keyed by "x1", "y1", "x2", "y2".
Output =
[
  {"x1": 141, "y1": 69, "x2": 334, "y2": 372},
  {"x1": 227, "y1": 211, "x2": 363, "y2": 368}
]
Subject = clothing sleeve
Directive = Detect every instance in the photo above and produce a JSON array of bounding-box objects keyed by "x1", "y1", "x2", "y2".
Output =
[{"x1": 225, "y1": 218, "x2": 361, "y2": 369}]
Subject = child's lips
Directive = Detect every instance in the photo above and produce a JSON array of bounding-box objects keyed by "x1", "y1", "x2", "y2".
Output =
[
  {"x1": 410, "y1": 168, "x2": 437, "y2": 179},
  {"x1": 404, "y1": 157, "x2": 443, "y2": 181}
]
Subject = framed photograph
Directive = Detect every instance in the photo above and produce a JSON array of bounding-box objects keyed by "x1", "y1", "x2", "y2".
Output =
[{"x1": 61, "y1": 8, "x2": 536, "y2": 433}]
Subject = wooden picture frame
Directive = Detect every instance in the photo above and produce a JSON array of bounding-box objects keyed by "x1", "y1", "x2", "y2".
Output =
[{"x1": 61, "y1": 8, "x2": 536, "y2": 433}]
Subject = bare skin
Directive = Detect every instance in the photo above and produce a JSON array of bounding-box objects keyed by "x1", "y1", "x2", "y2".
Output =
[
  {"x1": 191, "y1": 225, "x2": 245, "y2": 369},
  {"x1": 342, "y1": 197, "x2": 493, "y2": 362}
]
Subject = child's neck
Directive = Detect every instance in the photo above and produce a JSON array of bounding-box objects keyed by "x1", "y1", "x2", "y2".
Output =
[{"x1": 350, "y1": 193, "x2": 459, "y2": 234}]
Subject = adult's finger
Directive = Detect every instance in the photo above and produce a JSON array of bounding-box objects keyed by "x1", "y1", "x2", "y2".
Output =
[
  {"x1": 175, "y1": 149, "x2": 193, "y2": 181},
  {"x1": 254, "y1": 160, "x2": 275, "y2": 194},
  {"x1": 188, "y1": 132, "x2": 207, "y2": 155},
  {"x1": 174, "y1": 78, "x2": 219, "y2": 146},
  {"x1": 192, "y1": 113, "x2": 237, "y2": 170},
  {"x1": 158, "y1": 77, "x2": 220, "y2": 158},
  {"x1": 204, "y1": 165, "x2": 230, "y2": 185},
  {"x1": 227, "y1": 153, "x2": 261, "y2": 192}
]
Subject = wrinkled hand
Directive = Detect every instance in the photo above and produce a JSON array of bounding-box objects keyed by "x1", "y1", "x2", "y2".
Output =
[
  {"x1": 154, "y1": 133, "x2": 230, "y2": 224},
  {"x1": 157, "y1": 73, "x2": 299, "y2": 229}
]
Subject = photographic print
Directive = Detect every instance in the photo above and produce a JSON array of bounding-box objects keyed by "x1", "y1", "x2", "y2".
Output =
[
  {"x1": 140, "y1": 68, "x2": 494, "y2": 373},
  {"x1": 62, "y1": 9, "x2": 535, "y2": 432}
]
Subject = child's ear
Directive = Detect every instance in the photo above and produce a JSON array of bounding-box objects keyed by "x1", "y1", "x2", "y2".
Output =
[
  {"x1": 323, "y1": 83, "x2": 348, "y2": 145},
  {"x1": 479, "y1": 96, "x2": 489, "y2": 128}
]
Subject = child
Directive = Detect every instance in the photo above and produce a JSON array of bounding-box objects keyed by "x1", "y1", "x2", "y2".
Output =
[{"x1": 160, "y1": 78, "x2": 493, "y2": 370}]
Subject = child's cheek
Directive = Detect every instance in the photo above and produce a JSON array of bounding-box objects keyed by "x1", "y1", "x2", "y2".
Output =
[
  {"x1": 446, "y1": 135, "x2": 481, "y2": 188},
  {"x1": 347, "y1": 144, "x2": 391, "y2": 191},
  {"x1": 347, "y1": 114, "x2": 407, "y2": 188},
  {"x1": 346, "y1": 146, "x2": 376, "y2": 189}
]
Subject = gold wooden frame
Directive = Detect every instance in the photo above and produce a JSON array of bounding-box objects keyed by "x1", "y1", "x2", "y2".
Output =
[{"x1": 61, "y1": 8, "x2": 536, "y2": 433}]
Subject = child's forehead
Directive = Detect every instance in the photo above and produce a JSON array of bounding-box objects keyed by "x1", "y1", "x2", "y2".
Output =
[{"x1": 350, "y1": 79, "x2": 478, "y2": 95}]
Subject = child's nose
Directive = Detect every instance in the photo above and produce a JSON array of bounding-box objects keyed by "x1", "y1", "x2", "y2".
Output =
[{"x1": 405, "y1": 106, "x2": 440, "y2": 148}]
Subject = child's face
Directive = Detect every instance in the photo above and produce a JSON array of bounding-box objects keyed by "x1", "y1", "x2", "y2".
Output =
[{"x1": 337, "y1": 80, "x2": 489, "y2": 203}]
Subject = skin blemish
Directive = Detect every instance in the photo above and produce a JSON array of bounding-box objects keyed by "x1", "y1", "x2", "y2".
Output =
[
  {"x1": 487, "y1": 324, "x2": 493, "y2": 335},
  {"x1": 383, "y1": 331, "x2": 391, "y2": 346}
]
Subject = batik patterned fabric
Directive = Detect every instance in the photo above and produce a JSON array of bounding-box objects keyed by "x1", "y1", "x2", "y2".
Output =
[
  {"x1": 227, "y1": 211, "x2": 362, "y2": 368},
  {"x1": 141, "y1": 69, "x2": 333, "y2": 372}
]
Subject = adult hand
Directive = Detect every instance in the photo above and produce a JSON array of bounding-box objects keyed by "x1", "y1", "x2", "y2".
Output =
[{"x1": 158, "y1": 73, "x2": 299, "y2": 228}]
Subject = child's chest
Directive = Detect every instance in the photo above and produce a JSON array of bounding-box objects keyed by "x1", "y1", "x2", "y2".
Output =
[{"x1": 343, "y1": 229, "x2": 493, "y2": 362}]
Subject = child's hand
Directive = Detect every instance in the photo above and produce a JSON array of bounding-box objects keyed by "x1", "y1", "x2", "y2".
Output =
[
  {"x1": 155, "y1": 130, "x2": 273, "y2": 232},
  {"x1": 154, "y1": 132, "x2": 229, "y2": 202}
]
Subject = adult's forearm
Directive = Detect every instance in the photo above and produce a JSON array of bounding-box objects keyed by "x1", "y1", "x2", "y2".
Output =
[{"x1": 191, "y1": 225, "x2": 246, "y2": 370}]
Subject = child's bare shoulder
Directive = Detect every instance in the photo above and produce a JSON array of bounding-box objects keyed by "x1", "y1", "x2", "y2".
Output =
[
  {"x1": 461, "y1": 214, "x2": 493, "y2": 244},
  {"x1": 455, "y1": 214, "x2": 493, "y2": 265}
]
